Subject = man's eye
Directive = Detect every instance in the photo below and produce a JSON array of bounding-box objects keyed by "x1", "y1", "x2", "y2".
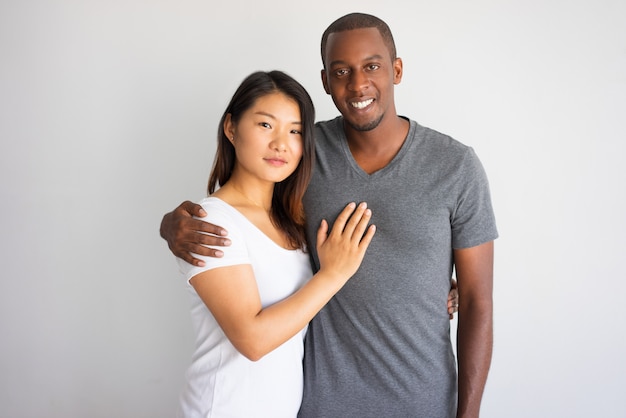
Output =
[
  {"x1": 335, "y1": 69, "x2": 349, "y2": 76},
  {"x1": 367, "y1": 64, "x2": 380, "y2": 71}
]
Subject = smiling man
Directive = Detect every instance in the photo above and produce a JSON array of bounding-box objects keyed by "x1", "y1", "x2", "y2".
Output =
[{"x1": 161, "y1": 13, "x2": 497, "y2": 418}]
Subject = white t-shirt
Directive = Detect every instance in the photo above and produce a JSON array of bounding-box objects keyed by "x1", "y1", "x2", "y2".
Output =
[{"x1": 176, "y1": 197, "x2": 312, "y2": 418}]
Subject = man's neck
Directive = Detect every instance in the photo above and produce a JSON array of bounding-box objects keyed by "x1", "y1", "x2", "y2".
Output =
[{"x1": 344, "y1": 115, "x2": 410, "y2": 174}]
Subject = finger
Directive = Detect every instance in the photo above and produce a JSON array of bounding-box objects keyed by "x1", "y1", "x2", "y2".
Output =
[
  {"x1": 447, "y1": 300, "x2": 459, "y2": 312},
  {"x1": 173, "y1": 227, "x2": 229, "y2": 248},
  {"x1": 350, "y1": 206, "x2": 373, "y2": 243},
  {"x1": 450, "y1": 291, "x2": 459, "y2": 305},
  {"x1": 181, "y1": 200, "x2": 207, "y2": 218},
  {"x1": 316, "y1": 219, "x2": 329, "y2": 250},
  {"x1": 177, "y1": 243, "x2": 226, "y2": 266},
  {"x1": 195, "y1": 232, "x2": 231, "y2": 248},
  {"x1": 329, "y1": 202, "x2": 357, "y2": 236},
  {"x1": 357, "y1": 224, "x2": 376, "y2": 250},
  {"x1": 181, "y1": 240, "x2": 222, "y2": 257},
  {"x1": 342, "y1": 202, "x2": 369, "y2": 240},
  {"x1": 185, "y1": 218, "x2": 229, "y2": 236},
  {"x1": 177, "y1": 250, "x2": 208, "y2": 267}
]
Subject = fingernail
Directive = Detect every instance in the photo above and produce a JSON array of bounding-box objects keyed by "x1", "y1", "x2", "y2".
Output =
[{"x1": 222, "y1": 239, "x2": 231, "y2": 246}]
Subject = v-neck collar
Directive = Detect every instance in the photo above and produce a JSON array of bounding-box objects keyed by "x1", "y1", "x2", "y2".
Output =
[{"x1": 336, "y1": 117, "x2": 416, "y2": 179}]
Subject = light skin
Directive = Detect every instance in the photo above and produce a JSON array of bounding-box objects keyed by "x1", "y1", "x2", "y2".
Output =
[
  {"x1": 217, "y1": 93, "x2": 304, "y2": 244},
  {"x1": 191, "y1": 92, "x2": 376, "y2": 361}
]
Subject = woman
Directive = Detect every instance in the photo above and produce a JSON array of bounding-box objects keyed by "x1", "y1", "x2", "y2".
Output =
[{"x1": 176, "y1": 70, "x2": 376, "y2": 417}]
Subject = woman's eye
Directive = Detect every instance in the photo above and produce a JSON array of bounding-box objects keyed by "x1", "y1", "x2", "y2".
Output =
[
  {"x1": 259, "y1": 122, "x2": 271, "y2": 128},
  {"x1": 291, "y1": 129, "x2": 302, "y2": 135}
]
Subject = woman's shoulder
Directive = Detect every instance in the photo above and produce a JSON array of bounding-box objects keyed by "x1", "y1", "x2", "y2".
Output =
[
  {"x1": 198, "y1": 195, "x2": 231, "y2": 211},
  {"x1": 196, "y1": 196, "x2": 243, "y2": 230}
]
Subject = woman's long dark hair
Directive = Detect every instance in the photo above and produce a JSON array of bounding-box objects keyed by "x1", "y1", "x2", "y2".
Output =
[{"x1": 207, "y1": 71, "x2": 315, "y2": 250}]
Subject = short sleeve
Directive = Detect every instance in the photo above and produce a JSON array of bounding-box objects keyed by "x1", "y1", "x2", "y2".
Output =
[
  {"x1": 176, "y1": 198, "x2": 251, "y2": 285},
  {"x1": 451, "y1": 148, "x2": 498, "y2": 249}
]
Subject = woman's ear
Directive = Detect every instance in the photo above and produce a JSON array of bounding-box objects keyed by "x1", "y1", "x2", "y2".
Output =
[{"x1": 224, "y1": 113, "x2": 235, "y2": 143}]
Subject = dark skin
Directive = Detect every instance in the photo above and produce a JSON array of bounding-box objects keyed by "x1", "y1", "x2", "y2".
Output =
[
  {"x1": 162, "y1": 25, "x2": 492, "y2": 417},
  {"x1": 160, "y1": 201, "x2": 230, "y2": 261},
  {"x1": 321, "y1": 28, "x2": 493, "y2": 417},
  {"x1": 454, "y1": 242, "x2": 494, "y2": 417}
]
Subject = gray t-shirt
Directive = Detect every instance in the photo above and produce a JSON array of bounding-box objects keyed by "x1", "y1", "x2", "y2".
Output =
[{"x1": 298, "y1": 117, "x2": 498, "y2": 418}]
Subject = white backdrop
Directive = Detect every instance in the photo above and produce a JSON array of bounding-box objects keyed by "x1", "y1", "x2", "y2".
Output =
[{"x1": 1, "y1": 1, "x2": 625, "y2": 417}]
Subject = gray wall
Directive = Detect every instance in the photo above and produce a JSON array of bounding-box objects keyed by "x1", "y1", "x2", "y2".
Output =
[{"x1": 1, "y1": 0, "x2": 624, "y2": 417}]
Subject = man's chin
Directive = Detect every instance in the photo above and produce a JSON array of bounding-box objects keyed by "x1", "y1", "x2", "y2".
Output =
[{"x1": 345, "y1": 114, "x2": 384, "y2": 132}]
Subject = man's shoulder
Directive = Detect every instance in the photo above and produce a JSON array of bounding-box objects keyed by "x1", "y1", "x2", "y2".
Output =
[
  {"x1": 314, "y1": 117, "x2": 341, "y2": 134},
  {"x1": 410, "y1": 120, "x2": 469, "y2": 151},
  {"x1": 313, "y1": 117, "x2": 344, "y2": 152},
  {"x1": 406, "y1": 119, "x2": 482, "y2": 172},
  {"x1": 315, "y1": 116, "x2": 340, "y2": 128}
]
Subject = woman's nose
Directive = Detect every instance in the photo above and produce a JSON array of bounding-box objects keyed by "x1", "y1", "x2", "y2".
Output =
[{"x1": 270, "y1": 133, "x2": 288, "y2": 151}]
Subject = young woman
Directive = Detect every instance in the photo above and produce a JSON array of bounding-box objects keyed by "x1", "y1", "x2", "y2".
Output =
[{"x1": 176, "y1": 70, "x2": 376, "y2": 418}]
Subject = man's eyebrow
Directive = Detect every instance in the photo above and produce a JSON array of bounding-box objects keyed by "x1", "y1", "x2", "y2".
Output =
[{"x1": 328, "y1": 55, "x2": 385, "y2": 67}]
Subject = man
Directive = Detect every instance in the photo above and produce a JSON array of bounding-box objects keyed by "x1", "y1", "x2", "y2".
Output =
[{"x1": 161, "y1": 13, "x2": 497, "y2": 418}]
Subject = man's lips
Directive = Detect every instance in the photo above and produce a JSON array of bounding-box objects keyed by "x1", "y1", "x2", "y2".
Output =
[{"x1": 350, "y1": 98, "x2": 374, "y2": 109}]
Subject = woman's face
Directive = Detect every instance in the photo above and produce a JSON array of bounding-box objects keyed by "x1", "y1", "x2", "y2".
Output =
[{"x1": 225, "y1": 92, "x2": 304, "y2": 185}]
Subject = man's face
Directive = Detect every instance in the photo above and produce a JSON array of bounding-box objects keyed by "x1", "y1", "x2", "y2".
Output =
[{"x1": 321, "y1": 27, "x2": 402, "y2": 132}]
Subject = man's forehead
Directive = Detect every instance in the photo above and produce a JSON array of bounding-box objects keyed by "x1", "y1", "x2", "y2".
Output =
[
  {"x1": 326, "y1": 27, "x2": 381, "y2": 43},
  {"x1": 325, "y1": 28, "x2": 390, "y2": 62}
]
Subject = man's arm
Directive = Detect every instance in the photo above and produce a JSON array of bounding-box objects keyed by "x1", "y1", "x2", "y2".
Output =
[
  {"x1": 454, "y1": 241, "x2": 494, "y2": 418},
  {"x1": 160, "y1": 201, "x2": 231, "y2": 266}
]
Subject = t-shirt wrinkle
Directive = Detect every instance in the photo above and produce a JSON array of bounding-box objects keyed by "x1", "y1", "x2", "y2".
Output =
[
  {"x1": 298, "y1": 116, "x2": 497, "y2": 418},
  {"x1": 177, "y1": 197, "x2": 312, "y2": 418}
]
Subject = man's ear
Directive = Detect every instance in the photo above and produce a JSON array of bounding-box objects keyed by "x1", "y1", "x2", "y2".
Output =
[
  {"x1": 321, "y1": 69, "x2": 331, "y2": 94},
  {"x1": 393, "y1": 57, "x2": 403, "y2": 85}
]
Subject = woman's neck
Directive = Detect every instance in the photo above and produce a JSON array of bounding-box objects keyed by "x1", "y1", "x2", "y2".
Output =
[
  {"x1": 213, "y1": 179, "x2": 297, "y2": 250},
  {"x1": 214, "y1": 176, "x2": 273, "y2": 214}
]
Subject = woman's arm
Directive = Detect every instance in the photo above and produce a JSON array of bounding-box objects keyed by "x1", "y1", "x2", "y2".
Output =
[
  {"x1": 165, "y1": 200, "x2": 459, "y2": 317},
  {"x1": 190, "y1": 202, "x2": 376, "y2": 361}
]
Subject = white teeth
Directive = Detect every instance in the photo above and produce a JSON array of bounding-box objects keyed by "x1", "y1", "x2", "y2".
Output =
[{"x1": 351, "y1": 99, "x2": 373, "y2": 109}]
